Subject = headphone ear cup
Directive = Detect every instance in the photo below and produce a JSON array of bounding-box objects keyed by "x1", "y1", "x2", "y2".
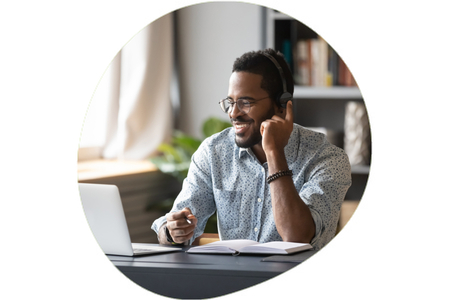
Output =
[{"x1": 279, "y1": 92, "x2": 292, "y2": 108}]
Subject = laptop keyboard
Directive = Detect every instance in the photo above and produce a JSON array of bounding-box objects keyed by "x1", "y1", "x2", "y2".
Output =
[{"x1": 133, "y1": 246, "x2": 179, "y2": 253}]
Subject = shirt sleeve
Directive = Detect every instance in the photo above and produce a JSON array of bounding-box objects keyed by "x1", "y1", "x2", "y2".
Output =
[
  {"x1": 151, "y1": 139, "x2": 217, "y2": 245},
  {"x1": 299, "y1": 145, "x2": 352, "y2": 249}
]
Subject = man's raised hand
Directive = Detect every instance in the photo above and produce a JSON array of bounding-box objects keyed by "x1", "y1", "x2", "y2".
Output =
[{"x1": 260, "y1": 101, "x2": 294, "y2": 155}]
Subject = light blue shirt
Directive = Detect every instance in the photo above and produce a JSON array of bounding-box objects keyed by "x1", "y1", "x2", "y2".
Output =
[{"x1": 151, "y1": 124, "x2": 352, "y2": 250}]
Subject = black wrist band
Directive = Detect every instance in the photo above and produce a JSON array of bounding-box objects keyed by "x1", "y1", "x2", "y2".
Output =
[
  {"x1": 266, "y1": 169, "x2": 293, "y2": 184},
  {"x1": 164, "y1": 225, "x2": 182, "y2": 245}
]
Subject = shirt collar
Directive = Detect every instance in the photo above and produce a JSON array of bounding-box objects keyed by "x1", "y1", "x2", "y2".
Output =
[{"x1": 238, "y1": 146, "x2": 250, "y2": 159}]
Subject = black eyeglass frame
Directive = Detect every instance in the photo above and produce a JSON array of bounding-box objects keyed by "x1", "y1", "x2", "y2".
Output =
[{"x1": 218, "y1": 96, "x2": 271, "y2": 114}]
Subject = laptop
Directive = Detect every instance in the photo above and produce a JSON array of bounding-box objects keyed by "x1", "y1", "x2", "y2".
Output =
[{"x1": 79, "y1": 183, "x2": 182, "y2": 256}]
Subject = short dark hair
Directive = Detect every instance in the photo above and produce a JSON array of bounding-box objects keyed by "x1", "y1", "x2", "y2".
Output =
[{"x1": 232, "y1": 48, "x2": 293, "y2": 106}]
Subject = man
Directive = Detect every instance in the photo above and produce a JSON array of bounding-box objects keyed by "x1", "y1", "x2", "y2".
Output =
[{"x1": 151, "y1": 49, "x2": 351, "y2": 250}]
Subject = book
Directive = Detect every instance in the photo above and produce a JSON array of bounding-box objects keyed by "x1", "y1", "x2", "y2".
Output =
[
  {"x1": 294, "y1": 39, "x2": 310, "y2": 86},
  {"x1": 186, "y1": 239, "x2": 312, "y2": 255},
  {"x1": 316, "y1": 37, "x2": 329, "y2": 87},
  {"x1": 338, "y1": 56, "x2": 357, "y2": 87},
  {"x1": 328, "y1": 46, "x2": 339, "y2": 86},
  {"x1": 294, "y1": 37, "x2": 356, "y2": 87}
]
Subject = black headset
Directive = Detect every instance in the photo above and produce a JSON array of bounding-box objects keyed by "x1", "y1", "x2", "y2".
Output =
[{"x1": 262, "y1": 53, "x2": 293, "y2": 108}]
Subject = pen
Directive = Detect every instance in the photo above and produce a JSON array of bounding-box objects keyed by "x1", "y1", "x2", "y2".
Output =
[{"x1": 186, "y1": 215, "x2": 194, "y2": 224}]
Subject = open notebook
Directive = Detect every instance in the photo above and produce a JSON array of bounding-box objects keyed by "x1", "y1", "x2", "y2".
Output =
[{"x1": 187, "y1": 239, "x2": 312, "y2": 255}]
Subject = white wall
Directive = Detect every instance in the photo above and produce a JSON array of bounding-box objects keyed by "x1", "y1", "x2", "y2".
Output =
[{"x1": 176, "y1": 2, "x2": 264, "y2": 139}]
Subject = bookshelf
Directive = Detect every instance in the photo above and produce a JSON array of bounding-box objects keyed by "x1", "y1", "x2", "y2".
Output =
[
  {"x1": 293, "y1": 86, "x2": 362, "y2": 99},
  {"x1": 264, "y1": 8, "x2": 370, "y2": 201}
]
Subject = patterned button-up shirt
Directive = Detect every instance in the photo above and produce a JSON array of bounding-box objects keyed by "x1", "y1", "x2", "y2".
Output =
[{"x1": 152, "y1": 124, "x2": 352, "y2": 250}]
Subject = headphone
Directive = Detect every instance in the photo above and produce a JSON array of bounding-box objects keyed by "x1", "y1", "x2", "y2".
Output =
[{"x1": 262, "y1": 53, "x2": 293, "y2": 108}]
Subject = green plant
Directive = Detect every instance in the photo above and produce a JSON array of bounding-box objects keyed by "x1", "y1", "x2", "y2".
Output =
[
  {"x1": 148, "y1": 117, "x2": 231, "y2": 233},
  {"x1": 149, "y1": 130, "x2": 202, "y2": 183}
]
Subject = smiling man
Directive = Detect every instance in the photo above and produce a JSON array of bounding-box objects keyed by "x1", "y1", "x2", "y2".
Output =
[{"x1": 152, "y1": 49, "x2": 352, "y2": 250}]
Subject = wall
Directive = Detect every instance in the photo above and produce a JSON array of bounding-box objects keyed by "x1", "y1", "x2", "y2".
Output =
[{"x1": 175, "y1": 2, "x2": 264, "y2": 139}]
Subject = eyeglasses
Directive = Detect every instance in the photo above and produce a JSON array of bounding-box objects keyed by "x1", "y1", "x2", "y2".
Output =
[{"x1": 218, "y1": 96, "x2": 270, "y2": 114}]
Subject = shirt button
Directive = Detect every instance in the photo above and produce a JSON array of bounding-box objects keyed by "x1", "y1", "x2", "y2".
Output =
[
  {"x1": 258, "y1": 198, "x2": 262, "y2": 202},
  {"x1": 254, "y1": 227, "x2": 258, "y2": 232}
]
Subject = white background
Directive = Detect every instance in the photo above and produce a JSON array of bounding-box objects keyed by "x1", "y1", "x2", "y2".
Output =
[{"x1": 1, "y1": 0, "x2": 449, "y2": 299}]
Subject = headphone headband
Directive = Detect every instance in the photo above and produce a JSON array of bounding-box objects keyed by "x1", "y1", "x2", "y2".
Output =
[
  {"x1": 262, "y1": 53, "x2": 287, "y2": 94},
  {"x1": 262, "y1": 52, "x2": 292, "y2": 108}
]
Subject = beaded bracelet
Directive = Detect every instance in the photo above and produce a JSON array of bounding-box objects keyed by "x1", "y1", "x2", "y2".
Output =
[{"x1": 266, "y1": 169, "x2": 293, "y2": 184}]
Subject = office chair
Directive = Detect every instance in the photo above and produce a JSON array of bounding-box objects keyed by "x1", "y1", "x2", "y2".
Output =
[{"x1": 193, "y1": 233, "x2": 220, "y2": 246}]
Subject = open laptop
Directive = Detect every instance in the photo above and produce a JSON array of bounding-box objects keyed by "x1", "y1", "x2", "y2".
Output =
[{"x1": 79, "y1": 183, "x2": 182, "y2": 256}]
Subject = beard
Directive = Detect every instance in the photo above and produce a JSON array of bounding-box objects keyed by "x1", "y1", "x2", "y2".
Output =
[
  {"x1": 233, "y1": 106, "x2": 276, "y2": 149},
  {"x1": 234, "y1": 124, "x2": 262, "y2": 148}
]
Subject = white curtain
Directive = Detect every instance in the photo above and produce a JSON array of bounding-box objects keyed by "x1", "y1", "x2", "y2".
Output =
[{"x1": 94, "y1": 13, "x2": 173, "y2": 160}]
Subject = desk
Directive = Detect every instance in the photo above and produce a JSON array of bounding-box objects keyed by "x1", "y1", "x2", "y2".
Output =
[{"x1": 107, "y1": 245, "x2": 318, "y2": 299}]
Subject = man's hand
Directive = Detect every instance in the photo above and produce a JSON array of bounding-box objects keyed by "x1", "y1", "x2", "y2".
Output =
[
  {"x1": 260, "y1": 101, "x2": 294, "y2": 155},
  {"x1": 164, "y1": 207, "x2": 197, "y2": 244},
  {"x1": 260, "y1": 101, "x2": 315, "y2": 243}
]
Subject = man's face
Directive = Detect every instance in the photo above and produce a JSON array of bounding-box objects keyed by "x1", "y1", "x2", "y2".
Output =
[{"x1": 227, "y1": 71, "x2": 278, "y2": 149}]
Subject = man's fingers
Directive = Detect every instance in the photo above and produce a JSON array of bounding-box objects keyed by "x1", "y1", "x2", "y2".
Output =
[
  {"x1": 166, "y1": 207, "x2": 192, "y2": 221},
  {"x1": 172, "y1": 230, "x2": 195, "y2": 244},
  {"x1": 285, "y1": 101, "x2": 293, "y2": 122},
  {"x1": 182, "y1": 207, "x2": 197, "y2": 223},
  {"x1": 166, "y1": 207, "x2": 197, "y2": 231},
  {"x1": 260, "y1": 119, "x2": 279, "y2": 135},
  {"x1": 182, "y1": 207, "x2": 192, "y2": 215},
  {"x1": 170, "y1": 228, "x2": 193, "y2": 238},
  {"x1": 170, "y1": 220, "x2": 196, "y2": 244},
  {"x1": 260, "y1": 120, "x2": 267, "y2": 136}
]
